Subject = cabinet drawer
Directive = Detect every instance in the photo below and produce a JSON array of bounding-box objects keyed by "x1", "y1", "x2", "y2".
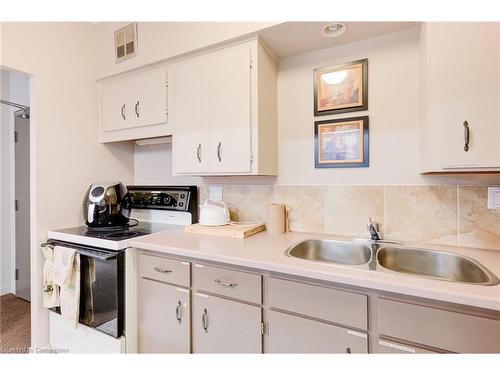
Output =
[
  {"x1": 376, "y1": 339, "x2": 440, "y2": 354},
  {"x1": 192, "y1": 263, "x2": 261, "y2": 304},
  {"x1": 138, "y1": 253, "x2": 190, "y2": 287},
  {"x1": 268, "y1": 277, "x2": 367, "y2": 330},
  {"x1": 378, "y1": 298, "x2": 500, "y2": 353},
  {"x1": 266, "y1": 310, "x2": 367, "y2": 354}
]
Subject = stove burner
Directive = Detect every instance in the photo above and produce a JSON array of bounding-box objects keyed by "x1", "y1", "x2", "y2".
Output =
[
  {"x1": 86, "y1": 219, "x2": 139, "y2": 232},
  {"x1": 103, "y1": 231, "x2": 142, "y2": 240}
]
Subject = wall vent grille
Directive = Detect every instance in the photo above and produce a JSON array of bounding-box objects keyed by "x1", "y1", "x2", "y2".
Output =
[{"x1": 114, "y1": 23, "x2": 138, "y2": 63}]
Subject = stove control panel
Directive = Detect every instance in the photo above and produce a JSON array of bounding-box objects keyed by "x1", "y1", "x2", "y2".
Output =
[{"x1": 125, "y1": 186, "x2": 197, "y2": 214}]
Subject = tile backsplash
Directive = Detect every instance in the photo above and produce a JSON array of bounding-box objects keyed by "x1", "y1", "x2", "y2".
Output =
[{"x1": 199, "y1": 185, "x2": 500, "y2": 251}]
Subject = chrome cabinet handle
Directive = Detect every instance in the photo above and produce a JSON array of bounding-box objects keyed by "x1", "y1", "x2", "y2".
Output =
[
  {"x1": 121, "y1": 104, "x2": 126, "y2": 120},
  {"x1": 214, "y1": 279, "x2": 238, "y2": 288},
  {"x1": 202, "y1": 308, "x2": 208, "y2": 333},
  {"x1": 463, "y1": 120, "x2": 470, "y2": 152},
  {"x1": 153, "y1": 266, "x2": 172, "y2": 274},
  {"x1": 135, "y1": 101, "x2": 140, "y2": 118},
  {"x1": 217, "y1": 142, "x2": 222, "y2": 162},
  {"x1": 196, "y1": 144, "x2": 202, "y2": 163},
  {"x1": 175, "y1": 300, "x2": 182, "y2": 324}
]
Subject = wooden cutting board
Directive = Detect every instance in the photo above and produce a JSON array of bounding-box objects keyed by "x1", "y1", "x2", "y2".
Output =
[{"x1": 185, "y1": 223, "x2": 266, "y2": 239}]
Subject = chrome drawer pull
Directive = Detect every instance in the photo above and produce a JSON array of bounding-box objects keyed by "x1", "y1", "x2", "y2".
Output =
[
  {"x1": 463, "y1": 120, "x2": 470, "y2": 152},
  {"x1": 153, "y1": 266, "x2": 172, "y2": 274},
  {"x1": 175, "y1": 300, "x2": 182, "y2": 324},
  {"x1": 135, "y1": 101, "x2": 140, "y2": 118},
  {"x1": 196, "y1": 144, "x2": 202, "y2": 163},
  {"x1": 217, "y1": 141, "x2": 222, "y2": 162},
  {"x1": 214, "y1": 279, "x2": 238, "y2": 288},
  {"x1": 202, "y1": 308, "x2": 209, "y2": 333}
]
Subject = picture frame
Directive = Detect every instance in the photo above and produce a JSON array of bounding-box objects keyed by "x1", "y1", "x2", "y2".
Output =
[
  {"x1": 314, "y1": 116, "x2": 369, "y2": 168},
  {"x1": 314, "y1": 58, "x2": 368, "y2": 116}
]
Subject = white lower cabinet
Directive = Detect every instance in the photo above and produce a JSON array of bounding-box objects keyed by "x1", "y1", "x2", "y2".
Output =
[
  {"x1": 137, "y1": 278, "x2": 190, "y2": 353},
  {"x1": 192, "y1": 292, "x2": 262, "y2": 353},
  {"x1": 265, "y1": 310, "x2": 368, "y2": 354}
]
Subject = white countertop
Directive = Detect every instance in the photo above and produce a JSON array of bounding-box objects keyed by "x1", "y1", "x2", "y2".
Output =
[{"x1": 129, "y1": 230, "x2": 500, "y2": 311}]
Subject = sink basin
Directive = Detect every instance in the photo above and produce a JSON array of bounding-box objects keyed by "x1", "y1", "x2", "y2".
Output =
[
  {"x1": 377, "y1": 247, "x2": 500, "y2": 285},
  {"x1": 286, "y1": 239, "x2": 372, "y2": 266}
]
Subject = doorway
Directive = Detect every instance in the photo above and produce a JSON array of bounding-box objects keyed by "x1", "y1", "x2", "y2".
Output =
[{"x1": 0, "y1": 68, "x2": 31, "y2": 351}]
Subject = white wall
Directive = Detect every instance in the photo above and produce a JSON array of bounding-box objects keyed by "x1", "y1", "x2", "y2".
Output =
[
  {"x1": 95, "y1": 22, "x2": 279, "y2": 79},
  {"x1": 277, "y1": 27, "x2": 424, "y2": 185},
  {"x1": 0, "y1": 68, "x2": 30, "y2": 296},
  {"x1": 0, "y1": 22, "x2": 134, "y2": 347}
]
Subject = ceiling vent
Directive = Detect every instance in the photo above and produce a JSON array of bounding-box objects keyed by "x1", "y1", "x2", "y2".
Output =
[{"x1": 114, "y1": 23, "x2": 138, "y2": 63}]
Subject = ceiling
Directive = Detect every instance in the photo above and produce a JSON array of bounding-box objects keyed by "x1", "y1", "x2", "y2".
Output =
[{"x1": 259, "y1": 22, "x2": 418, "y2": 59}]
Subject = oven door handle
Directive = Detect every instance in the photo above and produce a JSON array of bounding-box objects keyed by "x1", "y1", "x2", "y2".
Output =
[{"x1": 41, "y1": 241, "x2": 118, "y2": 261}]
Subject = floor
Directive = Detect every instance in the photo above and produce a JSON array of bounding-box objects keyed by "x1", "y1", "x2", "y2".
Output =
[{"x1": 0, "y1": 294, "x2": 31, "y2": 353}]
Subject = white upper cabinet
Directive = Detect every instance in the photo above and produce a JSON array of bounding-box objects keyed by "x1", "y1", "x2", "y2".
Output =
[
  {"x1": 170, "y1": 39, "x2": 277, "y2": 176},
  {"x1": 99, "y1": 67, "x2": 169, "y2": 142},
  {"x1": 420, "y1": 22, "x2": 500, "y2": 172}
]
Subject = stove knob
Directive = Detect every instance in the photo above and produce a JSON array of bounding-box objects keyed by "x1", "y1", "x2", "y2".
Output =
[{"x1": 162, "y1": 195, "x2": 172, "y2": 205}]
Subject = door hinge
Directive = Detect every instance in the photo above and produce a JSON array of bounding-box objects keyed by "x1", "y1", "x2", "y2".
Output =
[
  {"x1": 261, "y1": 321, "x2": 269, "y2": 335},
  {"x1": 250, "y1": 153, "x2": 254, "y2": 163},
  {"x1": 250, "y1": 59, "x2": 253, "y2": 69},
  {"x1": 14, "y1": 131, "x2": 19, "y2": 143},
  {"x1": 15, "y1": 269, "x2": 19, "y2": 281},
  {"x1": 15, "y1": 200, "x2": 19, "y2": 211}
]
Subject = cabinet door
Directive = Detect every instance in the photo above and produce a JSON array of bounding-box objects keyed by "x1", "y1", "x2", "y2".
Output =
[
  {"x1": 265, "y1": 310, "x2": 368, "y2": 354},
  {"x1": 171, "y1": 57, "x2": 210, "y2": 174},
  {"x1": 132, "y1": 68, "x2": 168, "y2": 128},
  {"x1": 208, "y1": 44, "x2": 252, "y2": 173},
  {"x1": 427, "y1": 23, "x2": 500, "y2": 168},
  {"x1": 376, "y1": 339, "x2": 440, "y2": 354},
  {"x1": 101, "y1": 76, "x2": 134, "y2": 132},
  {"x1": 192, "y1": 292, "x2": 262, "y2": 353},
  {"x1": 137, "y1": 278, "x2": 190, "y2": 353}
]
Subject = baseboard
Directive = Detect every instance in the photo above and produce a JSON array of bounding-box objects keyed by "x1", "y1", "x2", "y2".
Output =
[{"x1": 0, "y1": 285, "x2": 14, "y2": 296}]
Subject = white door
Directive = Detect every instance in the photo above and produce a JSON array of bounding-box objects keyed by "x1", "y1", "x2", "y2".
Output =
[
  {"x1": 137, "y1": 278, "x2": 190, "y2": 353},
  {"x1": 265, "y1": 310, "x2": 368, "y2": 353},
  {"x1": 431, "y1": 23, "x2": 500, "y2": 168},
  {"x1": 171, "y1": 57, "x2": 210, "y2": 174},
  {"x1": 208, "y1": 45, "x2": 252, "y2": 173},
  {"x1": 192, "y1": 293, "x2": 262, "y2": 353},
  {"x1": 15, "y1": 116, "x2": 31, "y2": 301},
  {"x1": 132, "y1": 68, "x2": 168, "y2": 128},
  {"x1": 100, "y1": 76, "x2": 133, "y2": 132}
]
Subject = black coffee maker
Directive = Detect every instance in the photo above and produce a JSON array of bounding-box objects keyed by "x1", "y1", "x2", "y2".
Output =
[{"x1": 83, "y1": 182, "x2": 131, "y2": 228}]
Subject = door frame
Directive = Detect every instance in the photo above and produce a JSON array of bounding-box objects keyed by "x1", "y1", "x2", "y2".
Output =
[{"x1": 1, "y1": 64, "x2": 38, "y2": 346}]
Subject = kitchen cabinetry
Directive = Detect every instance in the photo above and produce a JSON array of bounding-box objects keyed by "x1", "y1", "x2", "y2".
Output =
[
  {"x1": 266, "y1": 277, "x2": 368, "y2": 353},
  {"x1": 420, "y1": 22, "x2": 500, "y2": 172},
  {"x1": 137, "y1": 278, "x2": 190, "y2": 353},
  {"x1": 99, "y1": 67, "x2": 169, "y2": 142},
  {"x1": 136, "y1": 253, "x2": 191, "y2": 353},
  {"x1": 133, "y1": 250, "x2": 500, "y2": 354},
  {"x1": 192, "y1": 292, "x2": 262, "y2": 353},
  {"x1": 170, "y1": 39, "x2": 277, "y2": 175},
  {"x1": 377, "y1": 298, "x2": 500, "y2": 353},
  {"x1": 266, "y1": 310, "x2": 367, "y2": 353}
]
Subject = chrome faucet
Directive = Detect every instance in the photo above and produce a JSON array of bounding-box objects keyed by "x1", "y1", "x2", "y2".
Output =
[{"x1": 367, "y1": 217, "x2": 381, "y2": 241}]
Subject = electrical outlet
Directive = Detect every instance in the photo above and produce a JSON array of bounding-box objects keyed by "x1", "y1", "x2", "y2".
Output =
[
  {"x1": 209, "y1": 186, "x2": 223, "y2": 201},
  {"x1": 487, "y1": 187, "x2": 500, "y2": 209}
]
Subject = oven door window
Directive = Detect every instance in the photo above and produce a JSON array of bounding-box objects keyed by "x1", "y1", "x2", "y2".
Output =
[{"x1": 80, "y1": 253, "x2": 124, "y2": 338}]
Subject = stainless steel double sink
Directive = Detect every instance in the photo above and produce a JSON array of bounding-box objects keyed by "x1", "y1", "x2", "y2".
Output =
[{"x1": 286, "y1": 239, "x2": 500, "y2": 286}]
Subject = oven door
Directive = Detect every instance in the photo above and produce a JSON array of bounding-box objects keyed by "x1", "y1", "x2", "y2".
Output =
[
  {"x1": 79, "y1": 251, "x2": 124, "y2": 338},
  {"x1": 46, "y1": 242, "x2": 125, "y2": 338}
]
